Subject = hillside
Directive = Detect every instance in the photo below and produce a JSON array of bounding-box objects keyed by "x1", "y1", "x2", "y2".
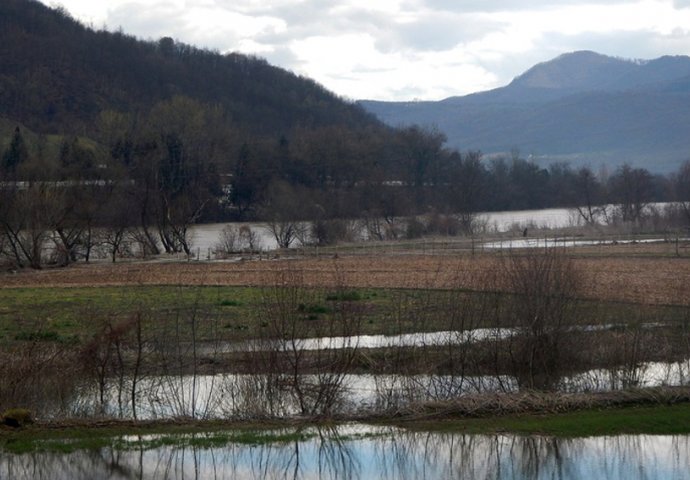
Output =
[
  {"x1": 0, "y1": 0, "x2": 378, "y2": 136},
  {"x1": 360, "y1": 51, "x2": 690, "y2": 172}
]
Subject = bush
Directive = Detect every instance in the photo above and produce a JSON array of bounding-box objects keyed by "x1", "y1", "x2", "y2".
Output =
[
  {"x1": 2, "y1": 408, "x2": 33, "y2": 427},
  {"x1": 14, "y1": 331, "x2": 60, "y2": 342},
  {"x1": 326, "y1": 291, "x2": 362, "y2": 302},
  {"x1": 219, "y1": 299, "x2": 242, "y2": 307},
  {"x1": 312, "y1": 219, "x2": 357, "y2": 246},
  {"x1": 405, "y1": 217, "x2": 426, "y2": 239}
]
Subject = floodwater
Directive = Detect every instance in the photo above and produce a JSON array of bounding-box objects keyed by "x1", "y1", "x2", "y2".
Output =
[
  {"x1": 208, "y1": 328, "x2": 515, "y2": 354},
  {"x1": 187, "y1": 202, "x2": 674, "y2": 254},
  {"x1": 53, "y1": 359, "x2": 690, "y2": 421},
  {"x1": 482, "y1": 237, "x2": 686, "y2": 250},
  {"x1": 188, "y1": 208, "x2": 579, "y2": 254},
  {"x1": 187, "y1": 206, "x2": 590, "y2": 254},
  {"x1": 2, "y1": 426, "x2": 689, "y2": 479}
]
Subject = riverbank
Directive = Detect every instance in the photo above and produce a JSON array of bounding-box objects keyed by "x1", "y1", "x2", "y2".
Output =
[{"x1": 3, "y1": 387, "x2": 690, "y2": 454}]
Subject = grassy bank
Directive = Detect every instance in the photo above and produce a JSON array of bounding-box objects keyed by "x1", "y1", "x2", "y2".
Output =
[{"x1": 3, "y1": 401, "x2": 690, "y2": 454}]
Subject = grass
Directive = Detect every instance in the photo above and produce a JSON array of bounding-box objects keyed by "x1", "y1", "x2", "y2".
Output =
[
  {"x1": 0, "y1": 421, "x2": 318, "y2": 454},
  {"x1": 0, "y1": 284, "x2": 686, "y2": 347},
  {"x1": 400, "y1": 403, "x2": 690, "y2": 437},
  {"x1": 3, "y1": 403, "x2": 690, "y2": 454},
  {"x1": 2, "y1": 430, "x2": 317, "y2": 454}
]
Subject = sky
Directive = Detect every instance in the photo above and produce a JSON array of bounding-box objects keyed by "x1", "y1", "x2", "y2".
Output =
[{"x1": 42, "y1": 0, "x2": 690, "y2": 101}]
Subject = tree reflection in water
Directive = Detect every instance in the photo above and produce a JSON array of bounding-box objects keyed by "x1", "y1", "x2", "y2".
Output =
[{"x1": 2, "y1": 429, "x2": 689, "y2": 479}]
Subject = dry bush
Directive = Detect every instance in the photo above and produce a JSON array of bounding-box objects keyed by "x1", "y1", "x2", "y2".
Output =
[
  {"x1": 0, "y1": 342, "x2": 80, "y2": 418},
  {"x1": 247, "y1": 267, "x2": 363, "y2": 417},
  {"x1": 214, "y1": 225, "x2": 261, "y2": 257},
  {"x1": 500, "y1": 249, "x2": 583, "y2": 390}
]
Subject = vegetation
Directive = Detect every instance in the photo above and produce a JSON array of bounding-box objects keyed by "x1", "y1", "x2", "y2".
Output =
[
  {"x1": 1, "y1": 2, "x2": 689, "y2": 270},
  {"x1": 0, "y1": 283, "x2": 685, "y2": 347},
  {"x1": 400, "y1": 402, "x2": 690, "y2": 437},
  {"x1": 3, "y1": 401, "x2": 690, "y2": 454}
]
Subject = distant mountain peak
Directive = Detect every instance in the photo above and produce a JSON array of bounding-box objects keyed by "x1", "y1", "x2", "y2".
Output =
[
  {"x1": 360, "y1": 50, "x2": 690, "y2": 173},
  {"x1": 509, "y1": 50, "x2": 638, "y2": 91}
]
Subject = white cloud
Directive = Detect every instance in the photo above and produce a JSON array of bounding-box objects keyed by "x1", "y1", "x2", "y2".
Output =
[{"x1": 44, "y1": 0, "x2": 690, "y2": 100}]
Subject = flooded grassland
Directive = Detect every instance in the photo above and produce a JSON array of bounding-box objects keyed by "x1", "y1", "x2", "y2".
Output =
[{"x1": 1, "y1": 241, "x2": 690, "y2": 478}]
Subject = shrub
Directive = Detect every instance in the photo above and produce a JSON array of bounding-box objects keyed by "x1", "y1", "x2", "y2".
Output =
[
  {"x1": 2, "y1": 408, "x2": 33, "y2": 427},
  {"x1": 326, "y1": 291, "x2": 362, "y2": 302}
]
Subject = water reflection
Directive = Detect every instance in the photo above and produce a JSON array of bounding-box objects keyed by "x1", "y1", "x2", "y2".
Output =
[
  {"x1": 209, "y1": 328, "x2": 515, "y2": 354},
  {"x1": 60, "y1": 359, "x2": 690, "y2": 421},
  {"x1": 3, "y1": 427, "x2": 690, "y2": 479}
]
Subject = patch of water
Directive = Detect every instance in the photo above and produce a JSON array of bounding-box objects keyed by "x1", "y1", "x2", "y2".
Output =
[
  {"x1": 208, "y1": 328, "x2": 515, "y2": 354},
  {"x1": 2, "y1": 427, "x2": 689, "y2": 479},
  {"x1": 62, "y1": 359, "x2": 690, "y2": 421},
  {"x1": 482, "y1": 237, "x2": 686, "y2": 250}
]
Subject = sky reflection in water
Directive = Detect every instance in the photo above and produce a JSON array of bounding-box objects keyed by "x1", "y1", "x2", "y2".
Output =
[{"x1": 2, "y1": 427, "x2": 690, "y2": 480}]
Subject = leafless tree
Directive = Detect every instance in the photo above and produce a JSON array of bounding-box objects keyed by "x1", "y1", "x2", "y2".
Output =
[
  {"x1": 573, "y1": 166, "x2": 606, "y2": 225},
  {"x1": 0, "y1": 183, "x2": 62, "y2": 269},
  {"x1": 501, "y1": 249, "x2": 583, "y2": 390},
  {"x1": 674, "y1": 159, "x2": 690, "y2": 226},
  {"x1": 252, "y1": 268, "x2": 362, "y2": 416}
]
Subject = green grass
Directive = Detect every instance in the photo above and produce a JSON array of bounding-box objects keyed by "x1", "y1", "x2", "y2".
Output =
[
  {"x1": 3, "y1": 404, "x2": 690, "y2": 454},
  {"x1": 0, "y1": 285, "x2": 685, "y2": 348},
  {"x1": 4, "y1": 431, "x2": 316, "y2": 454},
  {"x1": 401, "y1": 403, "x2": 690, "y2": 437},
  {"x1": 0, "y1": 423, "x2": 317, "y2": 454},
  {"x1": 326, "y1": 291, "x2": 363, "y2": 302}
]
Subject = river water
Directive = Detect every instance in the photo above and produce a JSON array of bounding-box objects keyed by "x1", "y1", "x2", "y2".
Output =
[
  {"x1": 2, "y1": 426, "x2": 689, "y2": 479},
  {"x1": 187, "y1": 202, "x2": 676, "y2": 255},
  {"x1": 187, "y1": 207, "x2": 582, "y2": 254}
]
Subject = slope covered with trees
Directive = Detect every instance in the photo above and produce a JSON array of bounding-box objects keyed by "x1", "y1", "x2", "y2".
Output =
[
  {"x1": 0, "y1": 0, "x2": 380, "y2": 136},
  {"x1": 0, "y1": 3, "x2": 688, "y2": 269}
]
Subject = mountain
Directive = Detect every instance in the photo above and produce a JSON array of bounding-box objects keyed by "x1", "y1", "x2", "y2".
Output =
[
  {"x1": 0, "y1": 0, "x2": 379, "y2": 137},
  {"x1": 360, "y1": 51, "x2": 690, "y2": 172}
]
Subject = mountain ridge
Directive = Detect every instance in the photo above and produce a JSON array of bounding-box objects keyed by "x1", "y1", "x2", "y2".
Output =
[{"x1": 360, "y1": 51, "x2": 690, "y2": 172}]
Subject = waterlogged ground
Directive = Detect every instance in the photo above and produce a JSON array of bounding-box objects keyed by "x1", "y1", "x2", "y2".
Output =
[
  {"x1": 33, "y1": 359, "x2": 690, "y2": 421},
  {"x1": 2, "y1": 425, "x2": 690, "y2": 479}
]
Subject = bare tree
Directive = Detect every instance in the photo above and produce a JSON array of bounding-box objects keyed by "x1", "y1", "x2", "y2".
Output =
[
  {"x1": 608, "y1": 164, "x2": 653, "y2": 223},
  {"x1": 0, "y1": 183, "x2": 62, "y2": 269},
  {"x1": 262, "y1": 180, "x2": 310, "y2": 249},
  {"x1": 253, "y1": 268, "x2": 362, "y2": 416},
  {"x1": 674, "y1": 159, "x2": 690, "y2": 226},
  {"x1": 502, "y1": 250, "x2": 583, "y2": 390},
  {"x1": 573, "y1": 166, "x2": 606, "y2": 225}
]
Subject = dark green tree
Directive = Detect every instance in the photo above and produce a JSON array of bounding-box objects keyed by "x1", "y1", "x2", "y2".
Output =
[
  {"x1": 230, "y1": 142, "x2": 265, "y2": 220},
  {"x1": 2, "y1": 127, "x2": 29, "y2": 174}
]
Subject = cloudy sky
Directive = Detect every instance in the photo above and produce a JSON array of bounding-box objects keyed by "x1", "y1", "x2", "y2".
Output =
[{"x1": 42, "y1": 0, "x2": 690, "y2": 101}]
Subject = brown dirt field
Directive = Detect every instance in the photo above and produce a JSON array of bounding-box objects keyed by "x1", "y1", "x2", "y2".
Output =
[{"x1": 1, "y1": 248, "x2": 689, "y2": 306}]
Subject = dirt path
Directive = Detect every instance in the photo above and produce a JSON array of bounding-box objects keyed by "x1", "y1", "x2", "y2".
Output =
[{"x1": 2, "y1": 250, "x2": 689, "y2": 306}]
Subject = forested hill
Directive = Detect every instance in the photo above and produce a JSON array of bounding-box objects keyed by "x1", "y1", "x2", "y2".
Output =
[{"x1": 0, "y1": 0, "x2": 378, "y2": 136}]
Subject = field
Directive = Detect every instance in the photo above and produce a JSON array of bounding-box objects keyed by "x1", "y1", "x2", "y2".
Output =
[
  {"x1": 1, "y1": 241, "x2": 689, "y2": 345},
  {"x1": 2, "y1": 241, "x2": 689, "y2": 306},
  {"x1": 1, "y1": 238, "x2": 690, "y2": 435}
]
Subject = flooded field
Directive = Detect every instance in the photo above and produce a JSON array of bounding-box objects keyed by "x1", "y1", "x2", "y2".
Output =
[
  {"x1": 26, "y1": 357, "x2": 690, "y2": 421},
  {"x1": 2, "y1": 426, "x2": 690, "y2": 479},
  {"x1": 187, "y1": 207, "x2": 582, "y2": 254}
]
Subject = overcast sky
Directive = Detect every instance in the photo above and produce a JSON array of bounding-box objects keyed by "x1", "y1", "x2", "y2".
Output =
[{"x1": 42, "y1": 0, "x2": 690, "y2": 101}]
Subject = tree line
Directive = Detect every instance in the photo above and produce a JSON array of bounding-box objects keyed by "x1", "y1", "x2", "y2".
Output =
[
  {"x1": 1, "y1": 106, "x2": 689, "y2": 268},
  {"x1": 0, "y1": 0, "x2": 689, "y2": 268}
]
